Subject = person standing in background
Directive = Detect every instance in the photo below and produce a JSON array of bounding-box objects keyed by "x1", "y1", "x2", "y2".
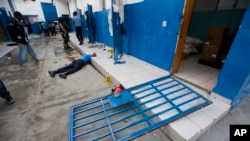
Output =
[
  {"x1": 49, "y1": 21, "x2": 56, "y2": 36},
  {"x1": 58, "y1": 17, "x2": 72, "y2": 50},
  {"x1": 7, "y1": 11, "x2": 39, "y2": 65},
  {"x1": 72, "y1": 11, "x2": 83, "y2": 45},
  {"x1": 42, "y1": 22, "x2": 50, "y2": 36}
]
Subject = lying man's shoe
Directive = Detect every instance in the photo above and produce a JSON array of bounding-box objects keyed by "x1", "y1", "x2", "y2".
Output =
[
  {"x1": 59, "y1": 73, "x2": 67, "y2": 79},
  {"x1": 48, "y1": 71, "x2": 56, "y2": 77}
]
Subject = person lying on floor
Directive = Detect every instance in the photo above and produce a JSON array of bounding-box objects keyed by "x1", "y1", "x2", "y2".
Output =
[{"x1": 48, "y1": 52, "x2": 97, "y2": 79}]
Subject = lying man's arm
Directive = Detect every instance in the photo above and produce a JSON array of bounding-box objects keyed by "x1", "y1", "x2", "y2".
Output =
[{"x1": 67, "y1": 55, "x2": 77, "y2": 61}]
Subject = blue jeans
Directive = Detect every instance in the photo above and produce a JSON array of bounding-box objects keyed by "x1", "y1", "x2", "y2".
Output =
[
  {"x1": 0, "y1": 79, "x2": 12, "y2": 101},
  {"x1": 18, "y1": 43, "x2": 39, "y2": 65}
]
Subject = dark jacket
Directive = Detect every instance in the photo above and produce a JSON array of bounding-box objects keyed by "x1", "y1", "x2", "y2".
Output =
[{"x1": 7, "y1": 18, "x2": 28, "y2": 44}]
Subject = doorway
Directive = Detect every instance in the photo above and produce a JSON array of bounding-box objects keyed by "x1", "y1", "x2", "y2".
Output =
[{"x1": 172, "y1": 0, "x2": 248, "y2": 92}]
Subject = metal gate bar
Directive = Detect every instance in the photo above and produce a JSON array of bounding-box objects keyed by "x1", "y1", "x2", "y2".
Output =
[{"x1": 69, "y1": 76, "x2": 212, "y2": 141}]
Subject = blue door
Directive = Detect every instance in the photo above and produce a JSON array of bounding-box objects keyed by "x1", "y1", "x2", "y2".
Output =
[
  {"x1": 77, "y1": 9, "x2": 88, "y2": 38},
  {"x1": 0, "y1": 7, "x2": 11, "y2": 41},
  {"x1": 87, "y1": 4, "x2": 95, "y2": 43},
  {"x1": 41, "y1": 2, "x2": 58, "y2": 22},
  {"x1": 111, "y1": 0, "x2": 123, "y2": 62}
]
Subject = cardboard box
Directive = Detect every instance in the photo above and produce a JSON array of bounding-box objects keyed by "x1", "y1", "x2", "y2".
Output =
[
  {"x1": 200, "y1": 44, "x2": 220, "y2": 63},
  {"x1": 206, "y1": 27, "x2": 229, "y2": 40}
]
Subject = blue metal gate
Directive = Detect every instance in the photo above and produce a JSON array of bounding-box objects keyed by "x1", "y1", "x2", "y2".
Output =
[{"x1": 69, "y1": 76, "x2": 212, "y2": 141}]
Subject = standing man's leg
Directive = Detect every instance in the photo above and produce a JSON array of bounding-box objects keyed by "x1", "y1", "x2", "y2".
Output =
[
  {"x1": 0, "y1": 80, "x2": 15, "y2": 104},
  {"x1": 26, "y1": 43, "x2": 39, "y2": 62},
  {"x1": 76, "y1": 27, "x2": 83, "y2": 45},
  {"x1": 79, "y1": 27, "x2": 83, "y2": 44},
  {"x1": 49, "y1": 27, "x2": 52, "y2": 36},
  {"x1": 75, "y1": 27, "x2": 79, "y2": 42},
  {"x1": 18, "y1": 43, "x2": 27, "y2": 65},
  {"x1": 63, "y1": 34, "x2": 71, "y2": 50},
  {"x1": 53, "y1": 27, "x2": 56, "y2": 36}
]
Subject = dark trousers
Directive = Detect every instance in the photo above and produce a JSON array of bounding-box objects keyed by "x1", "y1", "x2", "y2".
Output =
[
  {"x1": 61, "y1": 33, "x2": 70, "y2": 48},
  {"x1": 56, "y1": 59, "x2": 85, "y2": 75},
  {"x1": 75, "y1": 26, "x2": 83, "y2": 42},
  {"x1": 44, "y1": 29, "x2": 50, "y2": 36},
  {"x1": 49, "y1": 27, "x2": 56, "y2": 36},
  {"x1": 0, "y1": 80, "x2": 11, "y2": 101}
]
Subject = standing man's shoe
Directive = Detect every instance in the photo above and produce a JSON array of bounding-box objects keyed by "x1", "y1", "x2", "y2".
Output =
[
  {"x1": 79, "y1": 41, "x2": 83, "y2": 45},
  {"x1": 6, "y1": 97, "x2": 15, "y2": 104},
  {"x1": 64, "y1": 47, "x2": 73, "y2": 51},
  {"x1": 35, "y1": 60, "x2": 39, "y2": 65}
]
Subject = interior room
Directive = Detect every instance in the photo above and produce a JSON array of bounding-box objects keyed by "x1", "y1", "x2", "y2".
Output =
[{"x1": 174, "y1": 0, "x2": 248, "y2": 92}]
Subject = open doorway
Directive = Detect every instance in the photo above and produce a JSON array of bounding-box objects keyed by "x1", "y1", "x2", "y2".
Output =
[{"x1": 172, "y1": 0, "x2": 249, "y2": 92}]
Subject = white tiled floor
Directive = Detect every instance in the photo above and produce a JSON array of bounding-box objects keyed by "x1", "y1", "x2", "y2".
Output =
[
  {"x1": 69, "y1": 35, "x2": 169, "y2": 88},
  {"x1": 174, "y1": 54, "x2": 220, "y2": 91},
  {"x1": 69, "y1": 33, "x2": 230, "y2": 141}
]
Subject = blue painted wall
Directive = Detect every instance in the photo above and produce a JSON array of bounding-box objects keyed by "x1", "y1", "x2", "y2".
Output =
[
  {"x1": 188, "y1": 9, "x2": 246, "y2": 41},
  {"x1": 232, "y1": 72, "x2": 250, "y2": 108},
  {"x1": 30, "y1": 22, "x2": 42, "y2": 34},
  {"x1": 213, "y1": 6, "x2": 250, "y2": 104},
  {"x1": 0, "y1": 7, "x2": 11, "y2": 41},
  {"x1": 123, "y1": 0, "x2": 184, "y2": 71},
  {"x1": 94, "y1": 10, "x2": 113, "y2": 47},
  {"x1": 94, "y1": 0, "x2": 184, "y2": 71}
]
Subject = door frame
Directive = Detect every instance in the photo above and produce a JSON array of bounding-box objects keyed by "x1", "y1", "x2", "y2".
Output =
[{"x1": 171, "y1": 0, "x2": 194, "y2": 74}]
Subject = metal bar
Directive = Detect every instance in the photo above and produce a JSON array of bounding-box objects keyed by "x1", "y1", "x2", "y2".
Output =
[
  {"x1": 110, "y1": 111, "x2": 142, "y2": 126},
  {"x1": 72, "y1": 97, "x2": 106, "y2": 109},
  {"x1": 69, "y1": 75, "x2": 212, "y2": 141},
  {"x1": 74, "y1": 104, "x2": 137, "y2": 130},
  {"x1": 142, "y1": 100, "x2": 172, "y2": 113},
  {"x1": 131, "y1": 98, "x2": 152, "y2": 126},
  {"x1": 74, "y1": 108, "x2": 104, "y2": 122},
  {"x1": 100, "y1": 99, "x2": 116, "y2": 141},
  {"x1": 113, "y1": 118, "x2": 147, "y2": 133},
  {"x1": 131, "y1": 88, "x2": 157, "y2": 98},
  {"x1": 91, "y1": 132, "x2": 111, "y2": 141},
  {"x1": 73, "y1": 100, "x2": 109, "y2": 115},
  {"x1": 74, "y1": 116, "x2": 106, "y2": 129},
  {"x1": 107, "y1": 104, "x2": 137, "y2": 117},
  {"x1": 74, "y1": 123, "x2": 108, "y2": 139},
  {"x1": 151, "y1": 82, "x2": 183, "y2": 113},
  {"x1": 69, "y1": 108, "x2": 74, "y2": 141}
]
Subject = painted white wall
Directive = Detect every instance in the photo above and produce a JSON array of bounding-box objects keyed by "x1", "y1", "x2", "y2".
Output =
[
  {"x1": 68, "y1": 0, "x2": 76, "y2": 17},
  {"x1": 53, "y1": 0, "x2": 69, "y2": 17},
  {"x1": 11, "y1": 0, "x2": 44, "y2": 21},
  {"x1": 1, "y1": 0, "x2": 145, "y2": 23},
  {"x1": 67, "y1": 0, "x2": 106, "y2": 18},
  {"x1": 1, "y1": 0, "x2": 110, "y2": 22},
  {"x1": 0, "y1": 0, "x2": 69, "y2": 22}
]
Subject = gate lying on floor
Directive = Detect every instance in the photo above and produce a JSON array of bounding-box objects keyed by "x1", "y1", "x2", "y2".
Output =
[{"x1": 69, "y1": 76, "x2": 212, "y2": 141}]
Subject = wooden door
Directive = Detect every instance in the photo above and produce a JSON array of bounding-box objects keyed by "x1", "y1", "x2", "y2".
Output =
[{"x1": 171, "y1": 0, "x2": 194, "y2": 74}]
